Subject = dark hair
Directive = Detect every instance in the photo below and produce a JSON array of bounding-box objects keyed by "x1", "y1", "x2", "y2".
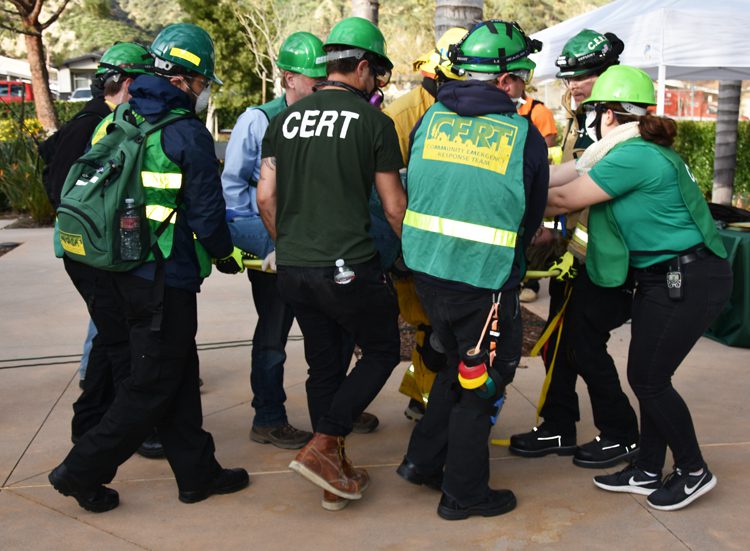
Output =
[
  {"x1": 324, "y1": 45, "x2": 387, "y2": 76},
  {"x1": 101, "y1": 74, "x2": 126, "y2": 97},
  {"x1": 601, "y1": 101, "x2": 677, "y2": 147}
]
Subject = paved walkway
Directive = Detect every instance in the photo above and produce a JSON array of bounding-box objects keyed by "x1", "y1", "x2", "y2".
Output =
[{"x1": 1, "y1": 222, "x2": 748, "y2": 550}]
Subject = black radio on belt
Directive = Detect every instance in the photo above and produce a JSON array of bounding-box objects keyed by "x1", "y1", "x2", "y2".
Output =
[{"x1": 666, "y1": 257, "x2": 683, "y2": 301}]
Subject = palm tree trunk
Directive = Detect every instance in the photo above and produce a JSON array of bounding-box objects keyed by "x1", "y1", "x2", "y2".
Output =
[
  {"x1": 351, "y1": 0, "x2": 379, "y2": 25},
  {"x1": 712, "y1": 80, "x2": 741, "y2": 205},
  {"x1": 434, "y1": 0, "x2": 483, "y2": 41}
]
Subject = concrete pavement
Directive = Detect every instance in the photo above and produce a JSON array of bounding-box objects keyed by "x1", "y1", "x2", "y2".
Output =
[{"x1": 1, "y1": 221, "x2": 749, "y2": 550}]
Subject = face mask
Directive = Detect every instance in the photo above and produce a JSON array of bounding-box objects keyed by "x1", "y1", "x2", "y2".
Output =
[
  {"x1": 194, "y1": 86, "x2": 210, "y2": 114},
  {"x1": 511, "y1": 96, "x2": 525, "y2": 106},
  {"x1": 584, "y1": 109, "x2": 599, "y2": 142}
]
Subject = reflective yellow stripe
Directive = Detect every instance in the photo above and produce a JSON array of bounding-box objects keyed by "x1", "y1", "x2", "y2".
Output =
[
  {"x1": 404, "y1": 209, "x2": 517, "y2": 248},
  {"x1": 543, "y1": 220, "x2": 558, "y2": 229},
  {"x1": 169, "y1": 47, "x2": 201, "y2": 67},
  {"x1": 142, "y1": 171, "x2": 182, "y2": 189},
  {"x1": 146, "y1": 205, "x2": 176, "y2": 224},
  {"x1": 572, "y1": 228, "x2": 588, "y2": 245}
]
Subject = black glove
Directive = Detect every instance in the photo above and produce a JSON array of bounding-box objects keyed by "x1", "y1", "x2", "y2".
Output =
[{"x1": 215, "y1": 247, "x2": 245, "y2": 274}]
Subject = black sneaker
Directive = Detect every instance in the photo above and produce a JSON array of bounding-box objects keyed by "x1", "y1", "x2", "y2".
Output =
[
  {"x1": 137, "y1": 430, "x2": 166, "y2": 459},
  {"x1": 573, "y1": 436, "x2": 639, "y2": 469},
  {"x1": 404, "y1": 399, "x2": 425, "y2": 422},
  {"x1": 647, "y1": 467, "x2": 717, "y2": 511},
  {"x1": 48, "y1": 464, "x2": 119, "y2": 513},
  {"x1": 250, "y1": 423, "x2": 313, "y2": 450},
  {"x1": 179, "y1": 468, "x2": 250, "y2": 504},
  {"x1": 593, "y1": 464, "x2": 662, "y2": 495},
  {"x1": 352, "y1": 412, "x2": 379, "y2": 434},
  {"x1": 509, "y1": 425, "x2": 576, "y2": 457},
  {"x1": 437, "y1": 489, "x2": 517, "y2": 520}
]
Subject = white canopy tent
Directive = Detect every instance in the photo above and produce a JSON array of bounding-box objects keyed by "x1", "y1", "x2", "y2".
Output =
[{"x1": 529, "y1": 0, "x2": 750, "y2": 114}]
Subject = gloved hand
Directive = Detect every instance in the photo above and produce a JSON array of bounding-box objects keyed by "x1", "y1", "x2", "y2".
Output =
[
  {"x1": 215, "y1": 247, "x2": 245, "y2": 274},
  {"x1": 261, "y1": 249, "x2": 277, "y2": 272},
  {"x1": 549, "y1": 251, "x2": 577, "y2": 281}
]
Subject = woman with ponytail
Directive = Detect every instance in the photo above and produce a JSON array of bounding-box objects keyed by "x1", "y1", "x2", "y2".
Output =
[{"x1": 547, "y1": 65, "x2": 732, "y2": 511}]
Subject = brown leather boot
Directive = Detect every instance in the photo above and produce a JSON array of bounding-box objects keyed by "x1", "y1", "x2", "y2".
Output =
[
  {"x1": 321, "y1": 490, "x2": 349, "y2": 511},
  {"x1": 289, "y1": 433, "x2": 362, "y2": 500},
  {"x1": 340, "y1": 439, "x2": 370, "y2": 493}
]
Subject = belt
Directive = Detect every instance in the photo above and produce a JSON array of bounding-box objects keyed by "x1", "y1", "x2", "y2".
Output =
[{"x1": 638, "y1": 246, "x2": 710, "y2": 274}]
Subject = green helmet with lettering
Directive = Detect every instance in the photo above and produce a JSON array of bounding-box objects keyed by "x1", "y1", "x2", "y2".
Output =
[
  {"x1": 324, "y1": 17, "x2": 392, "y2": 69},
  {"x1": 96, "y1": 42, "x2": 153, "y2": 76},
  {"x1": 150, "y1": 23, "x2": 222, "y2": 85},
  {"x1": 276, "y1": 32, "x2": 326, "y2": 78},
  {"x1": 583, "y1": 65, "x2": 656, "y2": 107},
  {"x1": 448, "y1": 20, "x2": 541, "y2": 76},
  {"x1": 555, "y1": 29, "x2": 624, "y2": 79}
]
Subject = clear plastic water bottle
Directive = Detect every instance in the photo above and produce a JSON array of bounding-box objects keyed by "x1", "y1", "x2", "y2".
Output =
[
  {"x1": 120, "y1": 198, "x2": 141, "y2": 261},
  {"x1": 333, "y1": 258, "x2": 355, "y2": 285}
]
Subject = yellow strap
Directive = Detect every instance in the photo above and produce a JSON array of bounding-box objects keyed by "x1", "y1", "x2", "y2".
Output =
[
  {"x1": 404, "y1": 209, "x2": 517, "y2": 248},
  {"x1": 529, "y1": 281, "x2": 573, "y2": 357},
  {"x1": 536, "y1": 313, "x2": 566, "y2": 422},
  {"x1": 142, "y1": 171, "x2": 182, "y2": 189}
]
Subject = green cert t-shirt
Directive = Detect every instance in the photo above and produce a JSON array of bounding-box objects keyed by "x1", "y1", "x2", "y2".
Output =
[
  {"x1": 262, "y1": 89, "x2": 404, "y2": 267},
  {"x1": 589, "y1": 139, "x2": 705, "y2": 268}
]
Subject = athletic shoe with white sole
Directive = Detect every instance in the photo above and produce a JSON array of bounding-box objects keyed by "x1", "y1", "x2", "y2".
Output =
[
  {"x1": 593, "y1": 464, "x2": 662, "y2": 495},
  {"x1": 647, "y1": 467, "x2": 717, "y2": 511}
]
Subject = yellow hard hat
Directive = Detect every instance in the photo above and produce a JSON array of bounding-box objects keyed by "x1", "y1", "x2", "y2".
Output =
[{"x1": 412, "y1": 27, "x2": 467, "y2": 79}]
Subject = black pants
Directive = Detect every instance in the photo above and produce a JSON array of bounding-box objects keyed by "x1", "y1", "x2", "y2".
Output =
[
  {"x1": 247, "y1": 269, "x2": 295, "y2": 427},
  {"x1": 407, "y1": 282, "x2": 521, "y2": 506},
  {"x1": 62, "y1": 275, "x2": 221, "y2": 492},
  {"x1": 630, "y1": 254, "x2": 732, "y2": 473},
  {"x1": 539, "y1": 265, "x2": 639, "y2": 443},
  {"x1": 63, "y1": 259, "x2": 131, "y2": 441},
  {"x1": 276, "y1": 257, "x2": 400, "y2": 436}
]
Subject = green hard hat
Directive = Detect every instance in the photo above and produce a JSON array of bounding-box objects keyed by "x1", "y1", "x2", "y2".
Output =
[
  {"x1": 555, "y1": 29, "x2": 624, "y2": 78},
  {"x1": 324, "y1": 17, "x2": 392, "y2": 68},
  {"x1": 448, "y1": 20, "x2": 540, "y2": 74},
  {"x1": 583, "y1": 65, "x2": 656, "y2": 106},
  {"x1": 276, "y1": 32, "x2": 326, "y2": 78},
  {"x1": 150, "y1": 23, "x2": 222, "y2": 85},
  {"x1": 96, "y1": 42, "x2": 153, "y2": 76}
]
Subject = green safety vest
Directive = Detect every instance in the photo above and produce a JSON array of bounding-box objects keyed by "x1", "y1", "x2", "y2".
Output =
[
  {"x1": 254, "y1": 94, "x2": 287, "y2": 122},
  {"x1": 92, "y1": 108, "x2": 214, "y2": 277},
  {"x1": 248, "y1": 95, "x2": 287, "y2": 187},
  {"x1": 403, "y1": 102, "x2": 528, "y2": 289},
  {"x1": 587, "y1": 138, "x2": 727, "y2": 287}
]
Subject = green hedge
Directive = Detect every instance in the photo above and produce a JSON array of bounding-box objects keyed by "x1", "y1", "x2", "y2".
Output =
[
  {"x1": 673, "y1": 121, "x2": 749, "y2": 198},
  {"x1": 0, "y1": 101, "x2": 85, "y2": 126}
]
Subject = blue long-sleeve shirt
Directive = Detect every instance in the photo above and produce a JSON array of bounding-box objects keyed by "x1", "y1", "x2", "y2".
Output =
[{"x1": 221, "y1": 106, "x2": 278, "y2": 219}]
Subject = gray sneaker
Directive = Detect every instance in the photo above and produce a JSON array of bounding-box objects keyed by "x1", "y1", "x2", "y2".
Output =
[{"x1": 250, "y1": 424, "x2": 312, "y2": 450}]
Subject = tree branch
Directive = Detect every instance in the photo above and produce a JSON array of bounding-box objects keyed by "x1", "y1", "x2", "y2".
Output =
[
  {"x1": 39, "y1": 0, "x2": 71, "y2": 29},
  {"x1": 0, "y1": 19, "x2": 35, "y2": 35},
  {"x1": 6, "y1": 0, "x2": 32, "y2": 16}
]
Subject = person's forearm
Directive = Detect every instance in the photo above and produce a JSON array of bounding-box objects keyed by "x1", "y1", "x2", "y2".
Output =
[
  {"x1": 257, "y1": 157, "x2": 278, "y2": 240},
  {"x1": 549, "y1": 160, "x2": 579, "y2": 188}
]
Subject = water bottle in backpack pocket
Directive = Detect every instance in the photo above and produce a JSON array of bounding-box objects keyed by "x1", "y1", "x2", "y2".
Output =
[{"x1": 57, "y1": 103, "x2": 188, "y2": 271}]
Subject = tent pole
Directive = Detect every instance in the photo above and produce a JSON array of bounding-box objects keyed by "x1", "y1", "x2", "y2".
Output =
[{"x1": 656, "y1": 64, "x2": 666, "y2": 116}]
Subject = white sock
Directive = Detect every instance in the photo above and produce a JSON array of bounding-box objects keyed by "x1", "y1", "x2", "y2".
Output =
[
  {"x1": 689, "y1": 468, "x2": 704, "y2": 477},
  {"x1": 642, "y1": 470, "x2": 658, "y2": 478}
]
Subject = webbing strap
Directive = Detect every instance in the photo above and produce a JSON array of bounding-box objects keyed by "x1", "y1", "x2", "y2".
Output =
[{"x1": 404, "y1": 210, "x2": 517, "y2": 248}]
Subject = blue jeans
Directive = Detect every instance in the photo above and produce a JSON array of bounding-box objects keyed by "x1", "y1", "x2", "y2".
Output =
[
  {"x1": 79, "y1": 318, "x2": 98, "y2": 380},
  {"x1": 229, "y1": 215, "x2": 292, "y2": 427},
  {"x1": 228, "y1": 215, "x2": 275, "y2": 258}
]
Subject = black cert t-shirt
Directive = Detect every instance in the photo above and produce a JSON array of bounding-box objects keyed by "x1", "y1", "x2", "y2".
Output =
[{"x1": 262, "y1": 89, "x2": 404, "y2": 267}]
